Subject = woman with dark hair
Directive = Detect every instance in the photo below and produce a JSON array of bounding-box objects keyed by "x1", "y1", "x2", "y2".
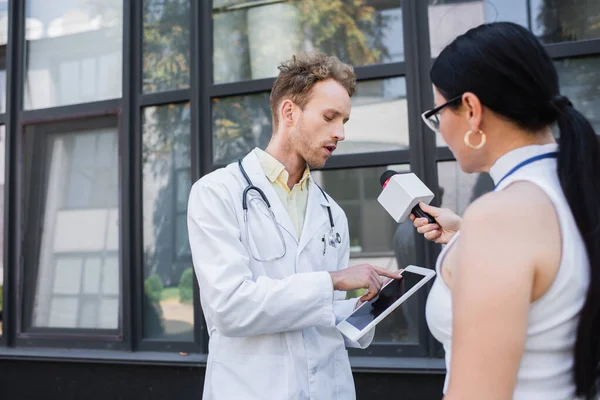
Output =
[{"x1": 413, "y1": 22, "x2": 600, "y2": 399}]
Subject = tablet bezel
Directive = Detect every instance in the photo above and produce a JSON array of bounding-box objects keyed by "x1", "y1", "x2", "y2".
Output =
[{"x1": 336, "y1": 265, "x2": 436, "y2": 342}]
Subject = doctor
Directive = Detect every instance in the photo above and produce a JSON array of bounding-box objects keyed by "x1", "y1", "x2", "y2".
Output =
[{"x1": 187, "y1": 52, "x2": 401, "y2": 400}]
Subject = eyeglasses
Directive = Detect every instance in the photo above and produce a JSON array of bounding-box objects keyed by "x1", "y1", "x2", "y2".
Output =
[{"x1": 421, "y1": 95, "x2": 463, "y2": 133}]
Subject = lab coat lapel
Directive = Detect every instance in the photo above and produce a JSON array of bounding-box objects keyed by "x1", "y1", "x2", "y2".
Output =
[
  {"x1": 298, "y1": 179, "x2": 330, "y2": 254},
  {"x1": 240, "y1": 152, "x2": 298, "y2": 242}
]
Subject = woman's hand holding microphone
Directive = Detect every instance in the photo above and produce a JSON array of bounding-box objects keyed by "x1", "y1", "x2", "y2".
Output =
[{"x1": 410, "y1": 202, "x2": 462, "y2": 244}]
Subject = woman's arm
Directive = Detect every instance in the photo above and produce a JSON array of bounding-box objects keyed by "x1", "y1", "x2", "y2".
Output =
[{"x1": 443, "y1": 184, "x2": 554, "y2": 400}]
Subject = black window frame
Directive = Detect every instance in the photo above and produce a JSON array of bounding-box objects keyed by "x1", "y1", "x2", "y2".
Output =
[
  {"x1": 19, "y1": 113, "x2": 122, "y2": 346},
  {"x1": 0, "y1": 0, "x2": 595, "y2": 373}
]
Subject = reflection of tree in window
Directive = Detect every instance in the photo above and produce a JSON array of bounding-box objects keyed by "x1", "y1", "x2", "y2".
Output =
[
  {"x1": 142, "y1": 103, "x2": 194, "y2": 340},
  {"x1": 142, "y1": 0, "x2": 190, "y2": 93},
  {"x1": 212, "y1": 93, "x2": 272, "y2": 165},
  {"x1": 142, "y1": 104, "x2": 191, "y2": 285},
  {"x1": 321, "y1": 167, "x2": 397, "y2": 255},
  {"x1": 555, "y1": 57, "x2": 600, "y2": 134},
  {"x1": 212, "y1": 0, "x2": 402, "y2": 84},
  {"x1": 537, "y1": 0, "x2": 600, "y2": 42}
]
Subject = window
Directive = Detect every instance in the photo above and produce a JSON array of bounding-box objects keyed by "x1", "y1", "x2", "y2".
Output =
[
  {"x1": 22, "y1": 117, "x2": 121, "y2": 331},
  {"x1": 212, "y1": 0, "x2": 404, "y2": 83},
  {"x1": 428, "y1": 0, "x2": 600, "y2": 57},
  {"x1": 437, "y1": 162, "x2": 494, "y2": 216},
  {"x1": 142, "y1": 103, "x2": 193, "y2": 341},
  {"x1": 0, "y1": 126, "x2": 4, "y2": 336},
  {"x1": 556, "y1": 56, "x2": 600, "y2": 135},
  {"x1": 212, "y1": 78, "x2": 409, "y2": 165},
  {"x1": 142, "y1": 0, "x2": 190, "y2": 93},
  {"x1": 0, "y1": 0, "x2": 7, "y2": 113},
  {"x1": 24, "y1": 0, "x2": 123, "y2": 109}
]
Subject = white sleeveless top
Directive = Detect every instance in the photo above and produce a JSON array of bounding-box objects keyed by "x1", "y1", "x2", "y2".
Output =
[{"x1": 425, "y1": 143, "x2": 590, "y2": 400}]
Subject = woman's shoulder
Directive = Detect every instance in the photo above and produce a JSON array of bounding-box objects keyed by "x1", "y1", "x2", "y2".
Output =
[{"x1": 463, "y1": 180, "x2": 555, "y2": 227}]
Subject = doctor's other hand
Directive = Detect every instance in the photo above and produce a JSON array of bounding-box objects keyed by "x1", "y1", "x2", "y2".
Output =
[
  {"x1": 410, "y1": 202, "x2": 461, "y2": 244},
  {"x1": 329, "y1": 264, "x2": 402, "y2": 302}
]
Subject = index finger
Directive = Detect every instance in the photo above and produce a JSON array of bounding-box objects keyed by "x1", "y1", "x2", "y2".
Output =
[{"x1": 372, "y1": 266, "x2": 403, "y2": 279}]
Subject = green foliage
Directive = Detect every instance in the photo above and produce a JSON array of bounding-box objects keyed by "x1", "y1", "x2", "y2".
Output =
[
  {"x1": 142, "y1": 0, "x2": 191, "y2": 93},
  {"x1": 144, "y1": 274, "x2": 164, "y2": 304},
  {"x1": 296, "y1": 0, "x2": 384, "y2": 65},
  {"x1": 179, "y1": 268, "x2": 194, "y2": 304},
  {"x1": 346, "y1": 288, "x2": 367, "y2": 300}
]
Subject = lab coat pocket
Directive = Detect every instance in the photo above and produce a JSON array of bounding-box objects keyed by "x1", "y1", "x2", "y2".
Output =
[
  {"x1": 306, "y1": 229, "x2": 339, "y2": 273},
  {"x1": 334, "y1": 349, "x2": 355, "y2": 400},
  {"x1": 211, "y1": 354, "x2": 289, "y2": 400},
  {"x1": 245, "y1": 196, "x2": 287, "y2": 262}
]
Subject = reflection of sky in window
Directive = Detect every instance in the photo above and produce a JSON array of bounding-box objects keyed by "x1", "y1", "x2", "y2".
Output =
[
  {"x1": 25, "y1": 0, "x2": 122, "y2": 40},
  {"x1": 379, "y1": 8, "x2": 404, "y2": 63},
  {"x1": 26, "y1": 0, "x2": 92, "y2": 23},
  {"x1": 484, "y1": 0, "x2": 544, "y2": 36},
  {"x1": 353, "y1": 78, "x2": 406, "y2": 107}
]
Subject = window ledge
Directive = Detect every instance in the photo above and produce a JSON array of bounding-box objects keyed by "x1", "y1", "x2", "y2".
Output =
[
  {"x1": 0, "y1": 347, "x2": 208, "y2": 367},
  {"x1": 0, "y1": 347, "x2": 446, "y2": 374}
]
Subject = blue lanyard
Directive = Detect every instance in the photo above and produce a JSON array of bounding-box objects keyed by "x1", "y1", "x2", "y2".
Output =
[{"x1": 494, "y1": 152, "x2": 558, "y2": 189}]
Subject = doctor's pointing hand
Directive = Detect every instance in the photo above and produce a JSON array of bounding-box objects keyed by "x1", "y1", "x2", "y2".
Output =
[{"x1": 330, "y1": 263, "x2": 402, "y2": 302}]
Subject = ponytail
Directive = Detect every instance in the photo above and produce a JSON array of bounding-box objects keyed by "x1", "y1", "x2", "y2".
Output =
[{"x1": 555, "y1": 97, "x2": 600, "y2": 399}]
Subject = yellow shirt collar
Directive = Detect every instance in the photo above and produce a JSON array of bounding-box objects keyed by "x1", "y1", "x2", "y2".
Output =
[{"x1": 254, "y1": 148, "x2": 311, "y2": 190}]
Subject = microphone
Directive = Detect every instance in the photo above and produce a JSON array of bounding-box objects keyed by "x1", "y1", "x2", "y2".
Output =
[{"x1": 378, "y1": 170, "x2": 436, "y2": 224}]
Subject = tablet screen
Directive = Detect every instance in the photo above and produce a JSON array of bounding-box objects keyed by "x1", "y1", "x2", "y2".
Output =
[{"x1": 344, "y1": 271, "x2": 425, "y2": 331}]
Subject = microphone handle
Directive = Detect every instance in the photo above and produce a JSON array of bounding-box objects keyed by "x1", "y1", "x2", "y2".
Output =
[{"x1": 411, "y1": 204, "x2": 436, "y2": 224}]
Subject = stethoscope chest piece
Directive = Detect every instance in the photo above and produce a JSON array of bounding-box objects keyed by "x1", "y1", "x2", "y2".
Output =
[{"x1": 328, "y1": 229, "x2": 342, "y2": 248}]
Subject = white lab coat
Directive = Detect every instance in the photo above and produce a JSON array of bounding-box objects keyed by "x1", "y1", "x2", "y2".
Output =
[{"x1": 187, "y1": 150, "x2": 374, "y2": 400}]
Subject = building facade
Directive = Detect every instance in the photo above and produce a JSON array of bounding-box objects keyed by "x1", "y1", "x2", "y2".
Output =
[{"x1": 0, "y1": 0, "x2": 598, "y2": 398}]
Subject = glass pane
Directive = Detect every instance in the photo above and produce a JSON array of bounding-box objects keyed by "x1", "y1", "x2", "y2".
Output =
[
  {"x1": 437, "y1": 161, "x2": 494, "y2": 217},
  {"x1": 142, "y1": 103, "x2": 194, "y2": 340},
  {"x1": 0, "y1": 127, "x2": 5, "y2": 335},
  {"x1": 143, "y1": 0, "x2": 190, "y2": 93},
  {"x1": 428, "y1": 0, "x2": 600, "y2": 57},
  {"x1": 212, "y1": 92, "x2": 271, "y2": 165},
  {"x1": 340, "y1": 78, "x2": 408, "y2": 154},
  {"x1": 25, "y1": 123, "x2": 121, "y2": 330},
  {"x1": 315, "y1": 164, "x2": 421, "y2": 343},
  {"x1": 212, "y1": 0, "x2": 404, "y2": 83},
  {"x1": 0, "y1": 1, "x2": 8, "y2": 113},
  {"x1": 556, "y1": 57, "x2": 600, "y2": 135},
  {"x1": 212, "y1": 78, "x2": 408, "y2": 164},
  {"x1": 65, "y1": 131, "x2": 118, "y2": 208},
  {"x1": 24, "y1": 0, "x2": 123, "y2": 109},
  {"x1": 82, "y1": 257, "x2": 102, "y2": 294},
  {"x1": 314, "y1": 164, "x2": 410, "y2": 257}
]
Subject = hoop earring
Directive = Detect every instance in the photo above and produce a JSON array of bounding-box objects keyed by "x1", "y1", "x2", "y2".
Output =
[{"x1": 464, "y1": 130, "x2": 486, "y2": 150}]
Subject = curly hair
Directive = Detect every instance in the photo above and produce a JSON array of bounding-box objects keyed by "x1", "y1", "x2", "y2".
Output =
[{"x1": 270, "y1": 52, "x2": 356, "y2": 130}]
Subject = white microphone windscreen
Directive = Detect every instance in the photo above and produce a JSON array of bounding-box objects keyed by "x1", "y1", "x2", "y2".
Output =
[{"x1": 377, "y1": 173, "x2": 434, "y2": 223}]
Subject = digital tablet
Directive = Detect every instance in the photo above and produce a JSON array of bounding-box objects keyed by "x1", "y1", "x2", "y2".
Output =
[{"x1": 336, "y1": 265, "x2": 436, "y2": 342}]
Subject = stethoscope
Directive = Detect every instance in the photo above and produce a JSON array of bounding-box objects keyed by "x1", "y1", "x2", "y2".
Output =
[{"x1": 238, "y1": 159, "x2": 341, "y2": 262}]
